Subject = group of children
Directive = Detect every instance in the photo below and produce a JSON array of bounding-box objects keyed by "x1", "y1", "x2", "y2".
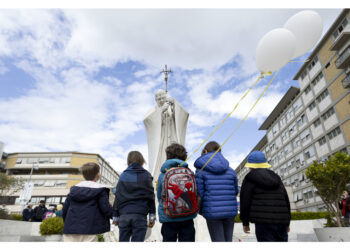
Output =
[{"x1": 62, "y1": 142, "x2": 291, "y2": 242}]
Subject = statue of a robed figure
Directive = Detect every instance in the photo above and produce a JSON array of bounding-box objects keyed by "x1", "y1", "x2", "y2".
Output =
[{"x1": 143, "y1": 65, "x2": 189, "y2": 180}]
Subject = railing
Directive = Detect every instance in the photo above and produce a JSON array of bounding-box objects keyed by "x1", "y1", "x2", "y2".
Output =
[{"x1": 335, "y1": 46, "x2": 350, "y2": 68}]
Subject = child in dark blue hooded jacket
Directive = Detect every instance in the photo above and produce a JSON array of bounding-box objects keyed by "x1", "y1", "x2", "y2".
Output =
[
  {"x1": 62, "y1": 162, "x2": 113, "y2": 242},
  {"x1": 194, "y1": 141, "x2": 239, "y2": 242}
]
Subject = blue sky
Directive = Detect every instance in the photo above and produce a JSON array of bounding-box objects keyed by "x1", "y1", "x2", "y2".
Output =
[{"x1": 0, "y1": 8, "x2": 342, "y2": 173}]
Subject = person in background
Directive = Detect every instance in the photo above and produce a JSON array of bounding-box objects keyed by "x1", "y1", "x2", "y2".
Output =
[
  {"x1": 339, "y1": 190, "x2": 350, "y2": 227},
  {"x1": 62, "y1": 162, "x2": 113, "y2": 242},
  {"x1": 194, "y1": 141, "x2": 239, "y2": 242},
  {"x1": 22, "y1": 204, "x2": 34, "y2": 222},
  {"x1": 113, "y1": 151, "x2": 156, "y2": 242},
  {"x1": 32, "y1": 200, "x2": 48, "y2": 222},
  {"x1": 240, "y1": 151, "x2": 291, "y2": 242},
  {"x1": 55, "y1": 204, "x2": 63, "y2": 218}
]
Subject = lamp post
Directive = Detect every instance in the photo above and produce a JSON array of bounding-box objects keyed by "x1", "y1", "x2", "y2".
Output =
[{"x1": 20, "y1": 163, "x2": 39, "y2": 211}]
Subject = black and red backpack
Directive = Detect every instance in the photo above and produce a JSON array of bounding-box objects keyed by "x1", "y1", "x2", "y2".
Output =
[{"x1": 161, "y1": 167, "x2": 199, "y2": 218}]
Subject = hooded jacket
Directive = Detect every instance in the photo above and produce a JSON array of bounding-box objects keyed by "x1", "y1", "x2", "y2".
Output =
[
  {"x1": 113, "y1": 163, "x2": 155, "y2": 217},
  {"x1": 239, "y1": 169, "x2": 291, "y2": 226},
  {"x1": 62, "y1": 181, "x2": 113, "y2": 234},
  {"x1": 157, "y1": 159, "x2": 197, "y2": 223},
  {"x1": 194, "y1": 152, "x2": 239, "y2": 220}
]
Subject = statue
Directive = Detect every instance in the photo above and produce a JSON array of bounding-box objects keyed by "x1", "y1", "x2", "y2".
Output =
[{"x1": 143, "y1": 66, "x2": 189, "y2": 180}]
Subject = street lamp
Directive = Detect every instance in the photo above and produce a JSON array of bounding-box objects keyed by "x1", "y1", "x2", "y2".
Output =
[{"x1": 19, "y1": 162, "x2": 39, "y2": 211}]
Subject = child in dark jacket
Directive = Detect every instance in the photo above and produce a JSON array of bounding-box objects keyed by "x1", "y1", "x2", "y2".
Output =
[
  {"x1": 62, "y1": 162, "x2": 113, "y2": 242},
  {"x1": 240, "y1": 151, "x2": 291, "y2": 242},
  {"x1": 113, "y1": 151, "x2": 156, "y2": 242},
  {"x1": 194, "y1": 141, "x2": 239, "y2": 242},
  {"x1": 157, "y1": 143, "x2": 197, "y2": 242}
]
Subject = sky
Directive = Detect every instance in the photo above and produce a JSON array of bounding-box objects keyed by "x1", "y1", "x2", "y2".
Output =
[{"x1": 0, "y1": 6, "x2": 343, "y2": 174}]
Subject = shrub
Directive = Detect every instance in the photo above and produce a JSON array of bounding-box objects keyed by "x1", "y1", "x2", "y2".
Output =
[
  {"x1": 98, "y1": 234, "x2": 104, "y2": 242},
  {"x1": 10, "y1": 213, "x2": 22, "y2": 221},
  {"x1": 40, "y1": 217, "x2": 64, "y2": 235},
  {"x1": 0, "y1": 208, "x2": 10, "y2": 219}
]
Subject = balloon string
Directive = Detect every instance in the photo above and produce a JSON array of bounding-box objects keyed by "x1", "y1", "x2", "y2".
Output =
[
  {"x1": 179, "y1": 73, "x2": 264, "y2": 167},
  {"x1": 289, "y1": 59, "x2": 310, "y2": 63},
  {"x1": 195, "y1": 70, "x2": 279, "y2": 177}
]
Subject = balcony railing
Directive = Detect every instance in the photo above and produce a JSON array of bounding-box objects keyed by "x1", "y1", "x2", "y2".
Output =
[
  {"x1": 342, "y1": 74, "x2": 350, "y2": 88},
  {"x1": 335, "y1": 46, "x2": 350, "y2": 68}
]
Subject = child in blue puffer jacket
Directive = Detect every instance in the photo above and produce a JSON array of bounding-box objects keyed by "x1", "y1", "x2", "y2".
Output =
[{"x1": 194, "y1": 141, "x2": 239, "y2": 242}]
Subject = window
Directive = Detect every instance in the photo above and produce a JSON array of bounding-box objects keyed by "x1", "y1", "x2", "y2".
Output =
[
  {"x1": 308, "y1": 101, "x2": 316, "y2": 111},
  {"x1": 311, "y1": 72, "x2": 324, "y2": 87},
  {"x1": 333, "y1": 17, "x2": 348, "y2": 39},
  {"x1": 280, "y1": 115, "x2": 287, "y2": 127},
  {"x1": 33, "y1": 180, "x2": 45, "y2": 187},
  {"x1": 301, "y1": 129, "x2": 311, "y2": 143},
  {"x1": 322, "y1": 107, "x2": 335, "y2": 121},
  {"x1": 328, "y1": 127, "x2": 341, "y2": 140},
  {"x1": 293, "y1": 137, "x2": 301, "y2": 148},
  {"x1": 305, "y1": 85, "x2": 312, "y2": 95},
  {"x1": 39, "y1": 158, "x2": 49, "y2": 164},
  {"x1": 286, "y1": 107, "x2": 294, "y2": 121},
  {"x1": 297, "y1": 114, "x2": 306, "y2": 127},
  {"x1": 293, "y1": 98, "x2": 303, "y2": 112},
  {"x1": 307, "y1": 56, "x2": 318, "y2": 71},
  {"x1": 44, "y1": 180, "x2": 55, "y2": 187},
  {"x1": 325, "y1": 62, "x2": 330, "y2": 68},
  {"x1": 313, "y1": 118, "x2": 321, "y2": 128},
  {"x1": 28, "y1": 158, "x2": 38, "y2": 164},
  {"x1": 272, "y1": 124, "x2": 279, "y2": 135},
  {"x1": 318, "y1": 136, "x2": 327, "y2": 146},
  {"x1": 316, "y1": 89, "x2": 329, "y2": 103},
  {"x1": 49, "y1": 158, "x2": 55, "y2": 163},
  {"x1": 289, "y1": 122, "x2": 296, "y2": 136},
  {"x1": 16, "y1": 159, "x2": 22, "y2": 164},
  {"x1": 304, "y1": 146, "x2": 315, "y2": 159},
  {"x1": 300, "y1": 70, "x2": 308, "y2": 80}
]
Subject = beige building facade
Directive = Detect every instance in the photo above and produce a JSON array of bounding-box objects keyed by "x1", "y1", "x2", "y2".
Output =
[{"x1": 1, "y1": 152, "x2": 119, "y2": 213}]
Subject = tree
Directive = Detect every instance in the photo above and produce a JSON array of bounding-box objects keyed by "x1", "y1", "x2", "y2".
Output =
[
  {"x1": 305, "y1": 152, "x2": 350, "y2": 227},
  {"x1": 0, "y1": 173, "x2": 24, "y2": 197}
]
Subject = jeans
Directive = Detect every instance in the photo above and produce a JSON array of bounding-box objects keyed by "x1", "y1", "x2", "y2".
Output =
[
  {"x1": 255, "y1": 223, "x2": 288, "y2": 242},
  {"x1": 161, "y1": 219, "x2": 195, "y2": 242},
  {"x1": 206, "y1": 218, "x2": 235, "y2": 242},
  {"x1": 118, "y1": 214, "x2": 148, "y2": 242}
]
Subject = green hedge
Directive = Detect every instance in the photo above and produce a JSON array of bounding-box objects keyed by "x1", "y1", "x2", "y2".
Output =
[
  {"x1": 10, "y1": 214, "x2": 23, "y2": 221},
  {"x1": 40, "y1": 217, "x2": 64, "y2": 235},
  {"x1": 235, "y1": 211, "x2": 329, "y2": 223}
]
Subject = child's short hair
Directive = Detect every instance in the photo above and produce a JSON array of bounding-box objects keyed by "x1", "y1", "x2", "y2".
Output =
[
  {"x1": 166, "y1": 143, "x2": 187, "y2": 161},
  {"x1": 202, "y1": 141, "x2": 221, "y2": 155},
  {"x1": 81, "y1": 162, "x2": 100, "y2": 181},
  {"x1": 127, "y1": 151, "x2": 145, "y2": 166}
]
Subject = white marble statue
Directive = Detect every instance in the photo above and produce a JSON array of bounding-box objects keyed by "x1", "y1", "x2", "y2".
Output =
[{"x1": 144, "y1": 89, "x2": 189, "y2": 180}]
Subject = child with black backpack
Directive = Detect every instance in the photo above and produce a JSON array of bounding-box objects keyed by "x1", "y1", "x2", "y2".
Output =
[{"x1": 157, "y1": 143, "x2": 199, "y2": 242}]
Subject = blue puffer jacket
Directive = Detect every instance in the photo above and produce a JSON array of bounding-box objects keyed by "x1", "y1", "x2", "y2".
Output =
[
  {"x1": 194, "y1": 152, "x2": 239, "y2": 220},
  {"x1": 157, "y1": 159, "x2": 197, "y2": 223}
]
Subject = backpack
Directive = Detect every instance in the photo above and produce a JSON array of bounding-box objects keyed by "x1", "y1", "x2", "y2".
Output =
[
  {"x1": 43, "y1": 211, "x2": 55, "y2": 220},
  {"x1": 161, "y1": 167, "x2": 199, "y2": 218}
]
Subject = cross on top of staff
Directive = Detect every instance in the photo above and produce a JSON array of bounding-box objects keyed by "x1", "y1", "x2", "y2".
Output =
[{"x1": 161, "y1": 64, "x2": 172, "y2": 93}]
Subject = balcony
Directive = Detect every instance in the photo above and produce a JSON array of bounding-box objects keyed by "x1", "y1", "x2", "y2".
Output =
[
  {"x1": 335, "y1": 46, "x2": 350, "y2": 69},
  {"x1": 343, "y1": 74, "x2": 350, "y2": 89},
  {"x1": 330, "y1": 32, "x2": 350, "y2": 51}
]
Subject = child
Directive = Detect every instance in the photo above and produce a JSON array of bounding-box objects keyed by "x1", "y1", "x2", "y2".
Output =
[
  {"x1": 157, "y1": 143, "x2": 198, "y2": 242},
  {"x1": 194, "y1": 141, "x2": 239, "y2": 242},
  {"x1": 240, "y1": 151, "x2": 291, "y2": 242},
  {"x1": 62, "y1": 162, "x2": 113, "y2": 242},
  {"x1": 113, "y1": 151, "x2": 156, "y2": 242}
]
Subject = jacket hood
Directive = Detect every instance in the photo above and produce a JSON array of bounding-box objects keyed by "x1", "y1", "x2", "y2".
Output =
[
  {"x1": 160, "y1": 159, "x2": 188, "y2": 173},
  {"x1": 245, "y1": 169, "x2": 281, "y2": 189},
  {"x1": 125, "y1": 163, "x2": 147, "y2": 173},
  {"x1": 194, "y1": 152, "x2": 229, "y2": 174},
  {"x1": 69, "y1": 181, "x2": 109, "y2": 202}
]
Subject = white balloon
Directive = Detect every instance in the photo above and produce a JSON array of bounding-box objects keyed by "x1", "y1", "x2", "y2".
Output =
[
  {"x1": 284, "y1": 10, "x2": 323, "y2": 59},
  {"x1": 256, "y1": 28, "x2": 296, "y2": 74}
]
